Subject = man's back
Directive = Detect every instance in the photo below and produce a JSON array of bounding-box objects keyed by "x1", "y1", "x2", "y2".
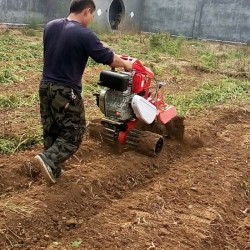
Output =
[{"x1": 42, "y1": 18, "x2": 113, "y2": 93}]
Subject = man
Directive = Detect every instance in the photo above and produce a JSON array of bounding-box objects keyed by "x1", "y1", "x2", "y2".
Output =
[{"x1": 34, "y1": 0, "x2": 133, "y2": 184}]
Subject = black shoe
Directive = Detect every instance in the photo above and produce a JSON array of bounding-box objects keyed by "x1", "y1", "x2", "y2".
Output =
[
  {"x1": 52, "y1": 165, "x2": 62, "y2": 179},
  {"x1": 34, "y1": 153, "x2": 60, "y2": 184}
]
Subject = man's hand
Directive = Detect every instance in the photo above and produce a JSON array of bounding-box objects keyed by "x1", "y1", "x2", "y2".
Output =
[
  {"x1": 110, "y1": 54, "x2": 134, "y2": 72},
  {"x1": 123, "y1": 60, "x2": 133, "y2": 72}
]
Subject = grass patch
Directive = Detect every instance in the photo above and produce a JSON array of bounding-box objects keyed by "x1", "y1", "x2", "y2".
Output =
[
  {"x1": 190, "y1": 42, "x2": 250, "y2": 73},
  {"x1": 87, "y1": 58, "x2": 99, "y2": 67},
  {"x1": 0, "y1": 134, "x2": 41, "y2": 155},
  {"x1": 200, "y1": 51, "x2": 218, "y2": 70},
  {"x1": 0, "y1": 94, "x2": 39, "y2": 108},
  {"x1": 89, "y1": 22, "x2": 110, "y2": 35},
  {"x1": 0, "y1": 30, "x2": 249, "y2": 156},
  {"x1": 0, "y1": 34, "x2": 42, "y2": 85},
  {"x1": 0, "y1": 68, "x2": 19, "y2": 84},
  {"x1": 83, "y1": 83, "x2": 101, "y2": 96},
  {"x1": 165, "y1": 78, "x2": 250, "y2": 115},
  {"x1": 0, "y1": 139, "x2": 17, "y2": 155},
  {"x1": 169, "y1": 64, "x2": 181, "y2": 76},
  {"x1": 23, "y1": 29, "x2": 37, "y2": 37},
  {"x1": 149, "y1": 33, "x2": 185, "y2": 56}
]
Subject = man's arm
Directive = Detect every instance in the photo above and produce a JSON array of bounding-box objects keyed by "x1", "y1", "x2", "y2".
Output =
[
  {"x1": 86, "y1": 31, "x2": 133, "y2": 71},
  {"x1": 100, "y1": 42, "x2": 133, "y2": 71}
]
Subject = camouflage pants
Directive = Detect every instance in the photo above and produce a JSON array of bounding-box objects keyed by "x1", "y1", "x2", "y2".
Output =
[{"x1": 39, "y1": 81, "x2": 86, "y2": 167}]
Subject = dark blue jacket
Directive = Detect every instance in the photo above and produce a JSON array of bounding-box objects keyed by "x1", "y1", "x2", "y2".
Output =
[{"x1": 42, "y1": 18, "x2": 114, "y2": 93}]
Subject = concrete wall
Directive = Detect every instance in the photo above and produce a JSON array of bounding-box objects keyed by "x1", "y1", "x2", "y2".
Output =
[
  {"x1": 0, "y1": 0, "x2": 249, "y2": 43},
  {"x1": 0, "y1": 0, "x2": 142, "y2": 29},
  {"x1": 141, "y1": 0, "x2": 250, "y2": 43},
  {"x1": 198, "y1": 0, "x2": 250, "y2": 43},
  {"x1": 0, "y1": 0, "x2": 69, "y2": 24},
  {"x1": 45, "y1": 0, "x2": 69, "y2": 22},
  {"x1": 142, "y1": 0, "x2": 200, "y2": 37},
  {"x1": 0, "y1": 0, "x2": 45, "y2": 24}
]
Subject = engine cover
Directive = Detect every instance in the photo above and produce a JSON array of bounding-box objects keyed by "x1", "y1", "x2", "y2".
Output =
[
  {"x1": 98, "y1": 71, "x2": 130, "y2": 92},
  {"x1": 99, "y1": 89, "x2": 134, "y2": 121}
]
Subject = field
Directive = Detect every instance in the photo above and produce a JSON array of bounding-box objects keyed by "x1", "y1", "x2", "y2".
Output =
[{"x1": 0, "y1": 25, "x2": 250, "y2": 250}]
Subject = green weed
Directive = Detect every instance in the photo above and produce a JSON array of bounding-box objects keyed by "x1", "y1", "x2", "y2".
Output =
[
  {"x1": 0, "y1": 69, "x2": 18, "y2": 84},
  {"x1": 151, "y1": 64, "x2": 165, "y2": 76},
  {"x1": 149, "y1": 33, "x2": 185, "y2": 56},
  {"x1": 87, "y1": 58, "x2": 99, "y2": 67},
  {"x1": 71, "y1": 241, "x2": 82, "y2": 248},
  {"x1": 0, "y1": 134, "x2": 41, "y2": 155},
  {"x1": 83, "y1": 83, "x2": 101, "y2": 96},
  {"x1": 90, "y1": 22, "x2": 110, "y2": 35},
  {"x1": 0, "y1": 34, "x2": 43, "y2": 81},
  {"x1": 26, "y1": 18, "x2": 42, "y2": 30},
  {"x1": 0, "y1": 95, "x2": 19, "y2": 108},
  {"x1": 23, "y1": 29, "x2": 37, "y2": 37},
  {"x1": 145, "y1": 52, "x2": 161, "y2": 63},
  {"x1": 0, "y1": 94, "x2": 39, "y2": 108},
  {"x1": 193, "y1": 43, "x2": 250, "y2": 73},
  {"x1": 200, "y1": 51, "x2": 218, "y2": 70},
  {"x1": 0, "y1": 138, "x2": 16, "y2": 155},
  {"x1": 169, "y1": 64, "x2": 181, "y2": 76},
  {"x1": 15, "y1": 134, "x2": 42, "y2": 152},
  {"x1": 165, "y1": 78, "x2": 250, "y2": 115},
  {"x1": 1, "y1": 36, "x2": 37, "y2": 55}
]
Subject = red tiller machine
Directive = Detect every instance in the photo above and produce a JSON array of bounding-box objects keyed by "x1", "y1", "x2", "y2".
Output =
[{"x1": 94, "y1": 55, "x2": 183, "y2": 156}]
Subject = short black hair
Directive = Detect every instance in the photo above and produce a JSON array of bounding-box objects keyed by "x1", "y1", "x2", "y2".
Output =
[{"x1": 70, "y1": 0, "x2": 96, "y2": 14}]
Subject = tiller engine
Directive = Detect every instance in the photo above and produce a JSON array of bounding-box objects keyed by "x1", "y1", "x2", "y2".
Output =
[{"x1": 94, "y1": 55, "x2": 184, "y2": 156}]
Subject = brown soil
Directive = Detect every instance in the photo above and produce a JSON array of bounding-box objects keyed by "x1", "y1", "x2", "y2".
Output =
[
  {"x1": 0, "y1": 31, "x2": 250, "y2": 250},
  {"x1": 0, "y1": 103, "x2": 250, "y2": 250}
]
